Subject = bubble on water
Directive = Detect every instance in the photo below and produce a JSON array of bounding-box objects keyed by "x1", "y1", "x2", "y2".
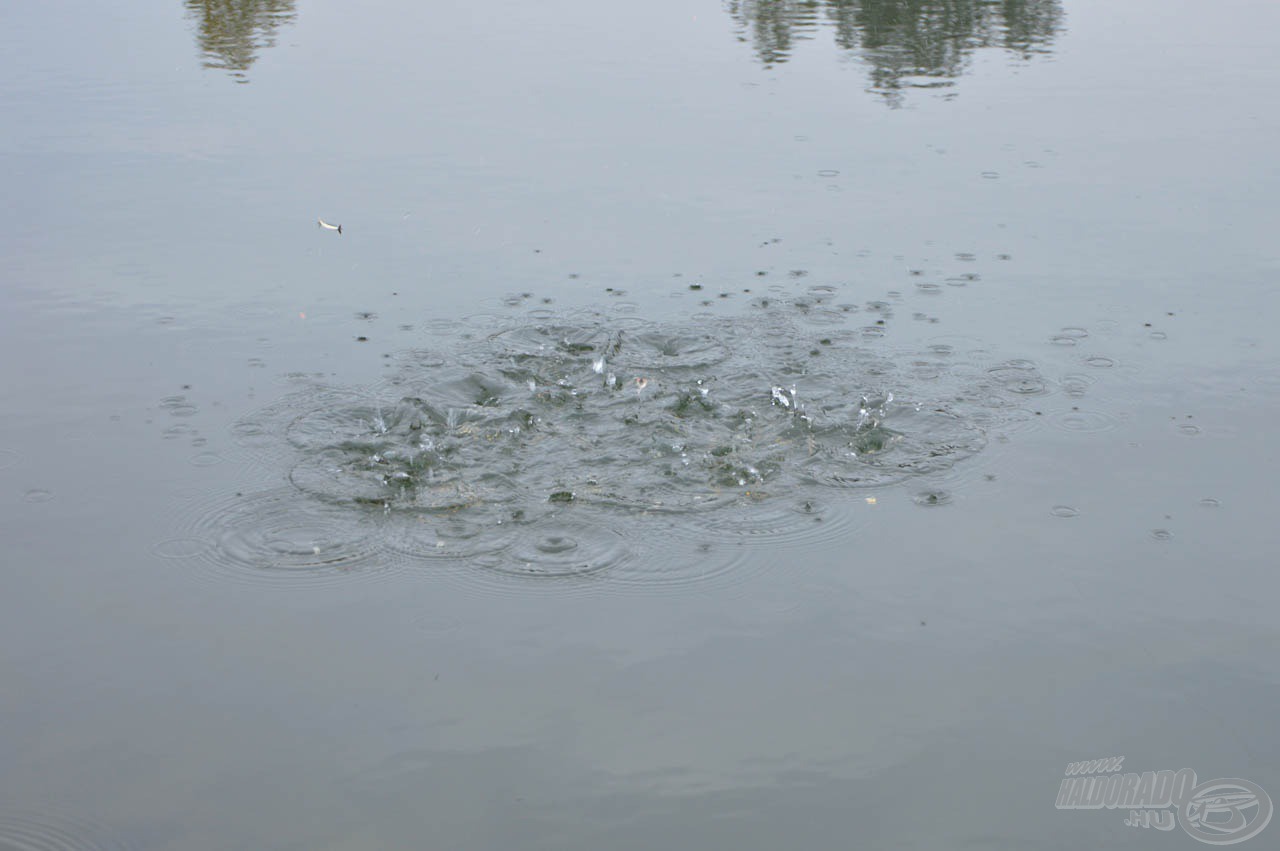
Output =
[
  {"x1": 1178, "y1": 424, "x2": 1202, "y2": 436},
  {"x1": 1199, "y1": 497, "x2": 1221, "y2": 508},
  {"x1": 1151, "y1": 529, "x2": 1172, "y2": 541},
  {"x1": 24, "y1": 489, "x2": 53, "y2": 503},
  {"x1": 1050, "y1": 505, "x2": 1079, "y2": 518},
  {"x1": 1085, "y1": 356, "x2": 1115, "y2": 368}
]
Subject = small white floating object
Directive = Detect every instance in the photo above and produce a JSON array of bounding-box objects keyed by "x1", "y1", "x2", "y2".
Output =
[
  {"x1": 634, "y1": 377, "x2": 649, "y2": 394},
  {"x1": 317, "y1": 218, "x2": 343, "y2": 234},
  {"x1": 592, "y1": 356, "x2": 606, "y2": 374}
]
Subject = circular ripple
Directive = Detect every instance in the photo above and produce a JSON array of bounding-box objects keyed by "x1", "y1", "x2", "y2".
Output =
[
  {"x1": 0, "y1": 448, "x2": 20, "y2": 470},
  {"x1": 159, "y1": 396, "x2": 198, "y2": 417},
  {"x1": 1051, "y1": 409, "x2": 1121, "y2": 433},
  {"x1": 673, "y1": 492, "x2": 865, "y2": 550},
  {"x1": 0, "y1": 810, "x2": 130, "y2": 851},
  {"x1": 24, "y1": 489, "x2": 53, "y2": 503},
  {"x1": 172, "y1": 488, "x2": 400, "y2": 589},
  {"x1": 1060, "y1": 373, "x2": 1094, "y2": 398},
  {"x1": 151, "y1": 537, "x2": 208, "y2": 559},
  {"x1": 1051, "y1": 505, "x2": 1079, "y2": 518},
  {"x1": 213, "y1": 304, "x2": 1050, "y2": 593},
  {"x1": 987, "y1": 360, "x2": 1050, "y2": 396},
  {"x1": 479, "y1": 517, "x2": 631, "y2": 578}
]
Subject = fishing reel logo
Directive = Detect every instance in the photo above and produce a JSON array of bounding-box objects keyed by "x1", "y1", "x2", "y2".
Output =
[{"x1": 1055, "y1": 758, "x2": 1272, "y2": 845}]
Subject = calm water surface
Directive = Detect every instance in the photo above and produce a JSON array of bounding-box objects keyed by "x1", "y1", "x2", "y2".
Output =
[{"x1": 2, "y1": 1, "x2": 1278, "y2": 848}]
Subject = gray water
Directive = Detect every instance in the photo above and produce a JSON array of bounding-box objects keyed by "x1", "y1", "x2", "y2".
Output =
[{"x1": 2, "y1": 1, "x2": 1278, "y2": 848}]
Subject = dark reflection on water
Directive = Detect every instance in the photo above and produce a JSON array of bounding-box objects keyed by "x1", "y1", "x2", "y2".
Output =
[
  {"x1": 726, "y1": 0, "x2": 1064, "y2": 105},
  {"x1": 183, "y1": 0, "x2": 297, "y2": 82}
]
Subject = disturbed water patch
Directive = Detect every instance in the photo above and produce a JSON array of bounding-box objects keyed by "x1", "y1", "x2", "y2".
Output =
[
  {"x1": 0, "y1": 809, "x2": 131, "y2": 851},
  {"x1": 204, "y1": 303, "x2": 1057, "y2": 591},
  {"x1": 168, "y1": 488, "x2": 405, "y2": 589}
]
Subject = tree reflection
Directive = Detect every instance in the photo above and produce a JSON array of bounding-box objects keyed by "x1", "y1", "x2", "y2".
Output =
[
  {"x1": 725, "y1": 0, "x2": 1064, "y2": 106},
  {"x1": 184, "y1": 0, "x2": 297, "y2": 83}
]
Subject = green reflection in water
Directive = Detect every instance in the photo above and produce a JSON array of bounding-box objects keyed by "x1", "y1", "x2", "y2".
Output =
[
  {"x1": 184, "y1": 0, "x2": 297, "y2": 83},
  {"x1": 725, "y1": 0, "x2": 1064, "y2": 105}
]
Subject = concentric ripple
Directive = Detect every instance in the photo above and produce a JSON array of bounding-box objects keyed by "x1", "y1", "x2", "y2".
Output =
[
  {"x1": 211, "y1": 302, "x2": 1067, "y2": 592},
  {"x1": 170, "y1": 488, "x2": 402, "y2": 588}
]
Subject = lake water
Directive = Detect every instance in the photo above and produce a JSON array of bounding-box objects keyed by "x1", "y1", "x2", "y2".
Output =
[{"x1": 2, "y1": 1, "x2": 1278, "y2": 848}]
